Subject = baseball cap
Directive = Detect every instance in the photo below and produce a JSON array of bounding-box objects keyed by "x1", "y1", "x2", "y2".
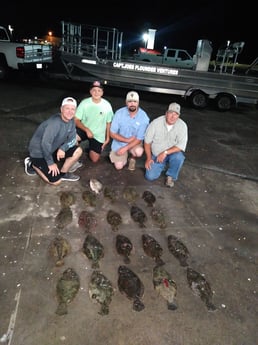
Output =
[
  {"x1": 167, "y1": 102, "x2": 180, "y2": 115},
  {"x1": 61, "y1": 97, "x2": 77, "y2": 107},
  {"x1": 90, "y1": 80, "x2": 104, "y2": 89},
  {"x1": 126, "y1": 91, "x2": 139, "y2": 102}
]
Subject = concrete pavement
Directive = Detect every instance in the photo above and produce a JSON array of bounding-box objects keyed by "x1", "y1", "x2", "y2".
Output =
[{"x1": 0, "y1": 79, "x2": 257, "y2": 345}]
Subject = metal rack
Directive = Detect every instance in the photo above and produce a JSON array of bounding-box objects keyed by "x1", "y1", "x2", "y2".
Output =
[{"x1": 60, "y1": 21, "x2": 123, "y2": 60}]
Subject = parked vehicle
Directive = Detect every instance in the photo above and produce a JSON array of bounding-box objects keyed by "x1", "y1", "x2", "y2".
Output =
[
  {"x1": 0, "y1": 25, "x2": 53, "y2": 80},
  {"x1": 134, "y1": 47, "x2": 195, "y2": 69},
  {"x1": 47, "y1": 21, "x2": 258, "y2": 111}
]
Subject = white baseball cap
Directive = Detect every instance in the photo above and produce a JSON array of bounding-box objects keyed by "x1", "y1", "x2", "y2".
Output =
[
  {"x1": 167, "y1": 102, "x2": 180, "y2": 115},
  {"x1": 126, "y1": 91, "x2": 139, "y2": 102},
  {"x1": 61, "y1": 97, "x2": 77, "y2": 107}
]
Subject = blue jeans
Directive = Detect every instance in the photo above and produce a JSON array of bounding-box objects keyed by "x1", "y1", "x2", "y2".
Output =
[{"x1": 145, "y1": 151, "x2": 185, "y2": 181}]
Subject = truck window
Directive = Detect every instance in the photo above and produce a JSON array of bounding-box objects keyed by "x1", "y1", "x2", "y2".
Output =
[
  {"x1": 0, "y1": 29, "x2": 8, "y2": 41},
  {"x1": 178, "y1": 51, "x2": 191, "y2": 61},
  {"x1": 167, "y1": 50, "x2": 176, "y2": 58}
]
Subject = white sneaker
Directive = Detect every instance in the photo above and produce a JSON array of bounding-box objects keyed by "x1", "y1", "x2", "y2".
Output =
[
  {"x1": 128, "y1": 158, "x2": 136, "y2": 171},
  {"x1": 24, "y1": 157, "x2": 36, "y2": 176},
  {"x1": 69, "y1": 161, "x2": 83, "y2": 173},
  {"x1": 165, "y1": 176, "x2": 174, "y2": 188}
]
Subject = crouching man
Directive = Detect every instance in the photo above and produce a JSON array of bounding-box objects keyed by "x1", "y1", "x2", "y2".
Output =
[{"x1": 24, "y1": 97, "x2": 83, "y2": 185}]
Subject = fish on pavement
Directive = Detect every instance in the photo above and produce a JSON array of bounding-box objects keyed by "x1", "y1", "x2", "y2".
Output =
[
  {"x1": 82, "y1": 234, "x2": 104, "y2": 269},
  {"x1": 82, "y1": 190, "x2": 97, "y2": 207},
  {"x1": 49, "y1": 235, "x2": 71, "y2": 267},
  {"x1": 142, "y1": 190, "x2": 156, "y2": 207},
  {"x1": 103, "y1": 186, "x2": 118, "y2": 203},
  {"x1": 89, "y1": 178, "x2": 103, "y2": 194},
  {"x1": 55, "y1": 267, "x2": 80, "y2": 316},
  {"x1": 187, "y1": 267, "x2": 216, "y2": 311},
  {"x1": 59, "y1": 191, "x2": 76, "y2": 208},
  {"x1": 116, "y1": 234, "x2": 133, "y2": 264},
  {"x1": 153, "y1": 265, "x2": 178, "y2": 310},
  {"x1": 123, "y1": 186, "x2": 138, "y2": 204},
  {"x1": 107, "y1": 209, "x2": 122, "y2": 232},
  {"x1": 167, "y1": 234, "x2": 190, "y2": 267},
  {"x1": 89, "y1": 270, "x2": 114, "y2": 315},
  {"x1": 142, "y1": 234, "x2": 165, "y2": 266},
  {"x1": 118, "y1": 265, "x2": 145, "y2": 312},
  {"x1": 150, "y1": 207, "x2": 167, "y2": 229},
  {"x1": 78, "y1": 210, "x2": 97, "y2": 233},
  {"x1": 130, "y1": 205, "x2": 147, "y2": 228},
  {"x1": 55, "y1": 206, "x2": 73, "y2": 229}
]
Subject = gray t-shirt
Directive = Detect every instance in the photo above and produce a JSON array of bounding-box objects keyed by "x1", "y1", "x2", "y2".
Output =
[
  {"x1": 144, "y1": 115, "x2": 188, "y2": 156},
  {"x1": 28, "y1": 113, "x2": 76, "y2": 165}
]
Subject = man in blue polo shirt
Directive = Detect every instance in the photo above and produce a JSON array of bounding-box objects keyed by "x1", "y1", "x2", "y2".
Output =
[{"x1": 109, "y1": 91, "x2": 150, "y2": 171}]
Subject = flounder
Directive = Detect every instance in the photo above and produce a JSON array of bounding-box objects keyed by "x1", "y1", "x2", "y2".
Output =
[
  {"x1": 89, "y1": 270, "x2": 114, "y2": 315},
  {"x1": 123, "y1": 186, "x2": 138, "y2": 204},
  {"x1": 103, "y1": 186, "x2": 118, "y2": 203},
  {"x1": 55, "y1": 206, "x2": 73, "y2": 229},
  {"x1": 116, "y1": 234, "x2": 133, "y2": 264},
  {"x1": 187, "y1": 267, "x2": 216, "y2": 311},
  {"x1": 49, "y1": 235, "x2": 71, "y2": 267},
  {"x1": 55, "y1": 267, "x2": 80, "y2": 316},
  {"x1": 142, "y1": 234, "x2": 165, "y2": 266},
  {"x1": 142, "y1": 190, "x2": 156, "y2": 207},
  {"x1": 78, "y1": 210, "x2": 97, "y2": 232},
  {"x1": 130, "y1": 205, "x2": 147, "y2": 228},
  {"x1": 118, "y1": 265, "x2": 145, "y2": 312},
  {"x1": 150, "y1": 207, "x2": 167, "y2": 229},
  {"x1": 82, "y1": 190, "x2": 97, "y2": 207},
  {"x1": 82, "y1": 234, "x2": 104, "y2": 269},
  {"x1": 89, "y1": 178, "x2": 103, "y2": 194},
  {"x1": 153, "y1": 265, "x2": 178, "y2": 310},
  {"x1": 167, "y1": 234, "x2": 190, "y2": 267},
  {"x1": 59, "y1": 191, "x2": 76, "y2": 208},
  {"x1": 107, "y1": 209, "x2": 122, "y2": 232}
]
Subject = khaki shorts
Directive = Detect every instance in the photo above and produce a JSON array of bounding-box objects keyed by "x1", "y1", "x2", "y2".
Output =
[{"x1": 109, "y1": 150, "x2": 128, "y2": 164}]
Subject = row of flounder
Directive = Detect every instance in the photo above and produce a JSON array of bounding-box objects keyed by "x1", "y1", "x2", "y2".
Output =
[
  {"x1": 52, "y1": 186, "x2": 216, "y2": 316},
  {"x1": 50, "y1": 231, "x2": 216, "y2": 314}
]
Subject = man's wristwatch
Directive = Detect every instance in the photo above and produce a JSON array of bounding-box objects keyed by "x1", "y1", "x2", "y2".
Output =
[{"x1": 164, "y1": 150, "x2": 168, "y2": 155}]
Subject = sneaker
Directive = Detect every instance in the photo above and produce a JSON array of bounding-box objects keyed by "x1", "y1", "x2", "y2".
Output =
[
  {"x1": 165, "y1": 176, "x2": 174, "y2": 188},
  {"x1": 24, "y1": 157, "x2": 36, "y2": 176},
  {"x1": 61, "y1": 172, "x2": 80, "y2": 182},
  {"x1": 69, "y1": 161, "x2": 83, "y2": 173},
  {"x1": 128, "y1": 158, "x2": 136, "y2": 171}
]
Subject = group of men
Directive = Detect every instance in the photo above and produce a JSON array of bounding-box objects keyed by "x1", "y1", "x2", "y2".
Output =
[{"x1": 24, "y1": 80, "x2": 188, "y2": 188}]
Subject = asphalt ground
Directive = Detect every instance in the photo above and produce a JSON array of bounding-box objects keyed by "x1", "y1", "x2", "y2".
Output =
[{"x1": 0, "y1": 77, "x2": 257, "y2": 345}]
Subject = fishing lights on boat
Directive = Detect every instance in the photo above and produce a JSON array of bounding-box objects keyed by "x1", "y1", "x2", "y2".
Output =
[{"x1": 142, "y1": 33, "x2": 149, "y2": 48}]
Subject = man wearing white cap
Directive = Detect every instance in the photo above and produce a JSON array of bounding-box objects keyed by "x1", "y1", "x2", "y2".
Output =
[
  {"x1": 24, "y1": 97, "x2": 83, "y2": 185},
  {"x1": 109, "y1": 91, "x2": 150, "y2": 170},
  {"x1": 75, "y1": 81, "x2": 114, "y2": 163},
  {"x1": 144, "y1": 102, "x2": 188, "y2": 187}
]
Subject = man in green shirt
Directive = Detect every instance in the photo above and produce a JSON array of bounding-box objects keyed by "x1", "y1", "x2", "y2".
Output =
[{"x1": 74, "y1": 81, "x2": 114, "y2": 163}]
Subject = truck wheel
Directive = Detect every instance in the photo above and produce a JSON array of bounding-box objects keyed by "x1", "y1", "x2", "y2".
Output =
[
  {"x1": 189, "y1": 90, "x2": 208, "y2": 109},
  {"x1": 215, "y1": 93, "x2": 236, "y2": 111}
]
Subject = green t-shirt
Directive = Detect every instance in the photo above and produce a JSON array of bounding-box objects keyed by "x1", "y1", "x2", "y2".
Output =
[{"x1": 75, "y1": 97, "x2": 114, "y2": 143}]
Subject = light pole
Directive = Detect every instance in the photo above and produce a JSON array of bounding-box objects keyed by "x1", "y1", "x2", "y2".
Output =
[
  {"x1": 48, "y1": 31, "x2": 52, "y2": 44},
  {"x1": 142, "y1": 33, "x2": 148, "y2": 49}
]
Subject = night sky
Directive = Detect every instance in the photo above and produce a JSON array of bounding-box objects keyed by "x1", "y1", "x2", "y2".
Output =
[{"x1": 1, "y1": 2, "x2": 257, "y2": 63}]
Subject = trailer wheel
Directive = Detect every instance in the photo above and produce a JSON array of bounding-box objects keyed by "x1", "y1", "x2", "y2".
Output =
[
  {"x1": 188, "y1": 90, "x2": 208, "y2": 109},
  {"x1": 215, "y1": 93, "x2": 236, "y2": 111}
]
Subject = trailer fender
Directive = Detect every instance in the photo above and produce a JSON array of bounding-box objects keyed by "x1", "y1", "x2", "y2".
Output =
[
  {"x1": 214, "y1": 93, "x2": 236, "y2": 112},
  {"x1": 185, "y1": 89, "x2": 209, "y2": 109}
]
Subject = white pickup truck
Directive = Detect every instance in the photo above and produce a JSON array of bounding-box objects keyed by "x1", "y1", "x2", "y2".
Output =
[
  {"x1": 0, "y1": 25, "x2": 53, "y2": 79},
  {"x1": 134, "y1": 47, "x2": 195, "y2": 69}
]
